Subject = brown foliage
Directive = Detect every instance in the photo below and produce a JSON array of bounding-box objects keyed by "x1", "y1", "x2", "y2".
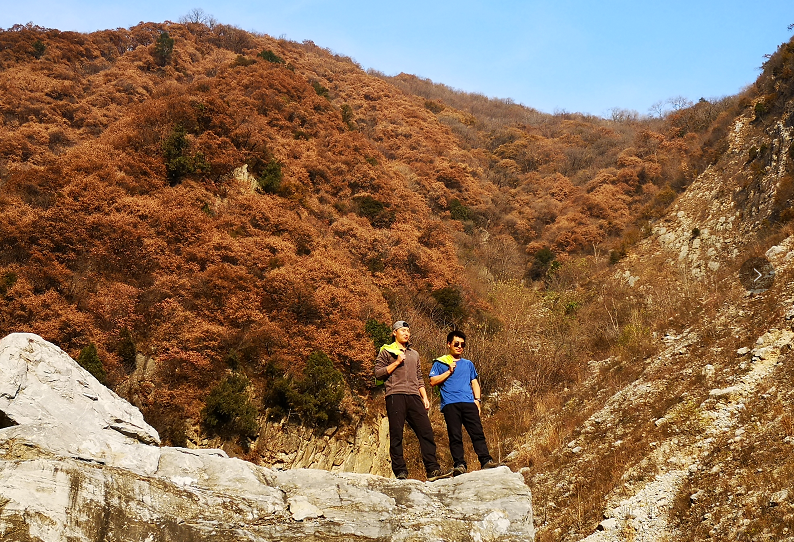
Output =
[
  {"x1": 0, "y1": 20, "x2": 754, "y2": 454},
  {"x1": 0, "y1": 22, "x2": 480, "y2": 436}
]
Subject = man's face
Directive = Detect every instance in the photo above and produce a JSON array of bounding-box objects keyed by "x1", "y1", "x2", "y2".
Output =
[
  {"x1": 394, "y1": 327, "x2": 410, "y2": 344},
  {"x1": 447, "y1": 336, "x2": 465, "y2": 356}
]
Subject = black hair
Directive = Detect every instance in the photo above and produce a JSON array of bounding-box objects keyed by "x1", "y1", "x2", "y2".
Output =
[{"x1": 446, "y1": 330, "x2": 466, "y2": 344}]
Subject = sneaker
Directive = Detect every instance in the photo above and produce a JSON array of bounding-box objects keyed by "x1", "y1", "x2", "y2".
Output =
[
  {"x1": 481, "y1": 459, "x2": 500, "y2": 469},
  {"x1": 427, "y1": 469, "x2": 453, "y2": 482},
  {"x1": 453, "y1": 464, "x2": 467, "y2": 477},
  {"x1": 395, "y1": 471, "x2": 408, "y2": 480}
]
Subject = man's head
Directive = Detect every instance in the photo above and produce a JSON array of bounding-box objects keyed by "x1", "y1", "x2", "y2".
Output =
[
  {"x1": 392, "y1": 320, "x2": 410, "y2": 344},
  {"x1": 446, "y1": 330, "x2": 466, "y2": 356}
]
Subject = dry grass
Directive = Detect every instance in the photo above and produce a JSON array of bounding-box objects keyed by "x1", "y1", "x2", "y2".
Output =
[
  {"x1": 558, "y1": 233, "x2": 794, "y2": 541},
  {"x1": 486, "y1": 247, "x2": 753, "y2": 539},
  {"x1": 669, "y1": 369, "x2": 794, "y2": 541}
]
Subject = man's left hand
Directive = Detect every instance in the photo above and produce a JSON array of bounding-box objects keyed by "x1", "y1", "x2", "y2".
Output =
[{"x1": 423, "y1": 396, "x2": 430, "y2": 410}]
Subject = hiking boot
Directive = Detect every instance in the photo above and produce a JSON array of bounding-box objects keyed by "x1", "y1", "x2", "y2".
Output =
[
  {"x1": 395, "y1": 471, "x2": 408, "y2": 480},
  {"x1": 481, "y1": 459, "x2": 500, "y2": 469},
  {"x1": 427, "y1": 469, "x2": 453, "y2": 482},
  {"x1": 452, "y1": 464, "x2": 467, "y2": 477}
]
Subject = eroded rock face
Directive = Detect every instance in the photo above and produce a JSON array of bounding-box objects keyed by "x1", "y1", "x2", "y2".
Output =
[
  {"x1": 0, "y1": 333, "x2": 534, "y2": 541},
  {"x1": 254, "y1": 415, "x2": 393, "y2": 476},
  {"x1": 0, "y1": 332, "x2": 159, "y2": 446}
]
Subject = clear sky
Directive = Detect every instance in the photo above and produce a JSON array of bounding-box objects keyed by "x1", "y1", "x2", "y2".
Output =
[{"x1": 3, "y1": 1, "x2": 793, "y2": 117}]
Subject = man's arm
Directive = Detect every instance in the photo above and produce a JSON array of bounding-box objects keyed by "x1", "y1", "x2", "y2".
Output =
[
  {"x1": 374, "y1": 349, "x2": 405, "y2": 380},
  {"x1": 415, "y1": 354, "x2": 431, "y2": 409},
  {"x1": 429, "y1": 359, "x2": 456, "y2": 387},
  {"x1": 471, "y1": 378, "x2": 482, "y2": 413},
  {"x1": 419, "y1": 385, "x2": 430, "y2": 410}
]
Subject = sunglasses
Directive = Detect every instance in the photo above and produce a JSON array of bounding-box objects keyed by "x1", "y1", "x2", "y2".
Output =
[{"x1": 452, "y1": 341, "x2": 465, "y2": 348}]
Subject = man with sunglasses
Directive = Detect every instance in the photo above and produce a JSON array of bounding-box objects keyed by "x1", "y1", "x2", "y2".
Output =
[
  {"x1": 429, "y1": 330, "x2": 498, "y2": 476},
  {"x1": 374, "y1": 321, "x2": 452, "y2": 482}
]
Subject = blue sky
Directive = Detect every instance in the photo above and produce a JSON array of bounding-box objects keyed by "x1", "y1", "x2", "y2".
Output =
[{"x1": 3, "y1": 1, "x2": 793, "y2": 116}]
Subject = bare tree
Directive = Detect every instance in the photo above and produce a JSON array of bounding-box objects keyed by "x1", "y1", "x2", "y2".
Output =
[
  {"x1": 666, "y1": 95, "x2": 693, "y2": 112},
  {"x1": 648, "y1": 100, "x2": 667, "y2": 119},
  {"x1": 179, "y1": 8, "x2": 217, "y2": 28},
  {"x1": 608, "y1": 107, "x2": 639, "y2": 123}
]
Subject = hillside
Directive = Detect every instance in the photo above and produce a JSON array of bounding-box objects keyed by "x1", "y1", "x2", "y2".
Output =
[
  {"x1": 0, "y1": 19, "x2": 726, "y2": 440},
  {"x1": 520, "y1": 37, "x2": 794, "y2": 541},
  {"x1": 1, "y1": 17, "x2": 794, "y2": 540}
]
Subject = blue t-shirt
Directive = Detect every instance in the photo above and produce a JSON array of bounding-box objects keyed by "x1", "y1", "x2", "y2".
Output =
[{"x1": 429, "y1": 357, "x2": 478, "y2": 411}]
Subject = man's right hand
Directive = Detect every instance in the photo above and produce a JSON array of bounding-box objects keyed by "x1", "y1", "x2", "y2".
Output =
[
  {"x1": 386, "y1": 350, "x2": 407, "y2": 375},
  {"x1": 448, "y1": 360, "x2": 456, "y2": 373}
]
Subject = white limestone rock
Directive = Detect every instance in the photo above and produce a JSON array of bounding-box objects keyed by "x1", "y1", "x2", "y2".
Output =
[
  {"x1": 288, "y1": 496, "x2": 325, "y2": 521},
  {"x1": 709, "y1": 386, "x2": 741, "y2": 398},
  {"x1": 0, "y1": 332, "x2": 160, "y2": 446},
  {"x1": 770, "y1": 489, "x2": 790, "y2": 506},
  {"x1": 598, "y1": 518, "x2": 618, "y2": 531}
]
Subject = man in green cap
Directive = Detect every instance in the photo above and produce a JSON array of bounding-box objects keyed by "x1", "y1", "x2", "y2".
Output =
[{"x1": 374, "y1": 321, "x2": 451, "y2": 481}]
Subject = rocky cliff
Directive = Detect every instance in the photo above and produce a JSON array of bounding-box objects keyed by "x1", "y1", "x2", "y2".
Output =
[
  {"x1": 524, "y1": 87, "x2": 794, "y2": 540},
  {"x1": 0, "y1": 332, "x2": 534, "y2": 541}
]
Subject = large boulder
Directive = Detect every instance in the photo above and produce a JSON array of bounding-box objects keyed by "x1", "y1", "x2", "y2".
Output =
[
  {"x1": 0, "y1": 332, "x2": 160, "y2": 445},
  {"x1": 0, "y1": 333, "x2": 534, "y2": 541}
]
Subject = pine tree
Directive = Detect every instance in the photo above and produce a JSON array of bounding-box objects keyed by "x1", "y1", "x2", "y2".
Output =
[
  {"x1": 77, "y1": 344, "x2": 106, "y2": 384},
  {"x1": 153, "y1": 31, "x2": 174, "y2": 66},
  {"x1": 117, "y1": 329, "x2": 137, "y2": 374}
]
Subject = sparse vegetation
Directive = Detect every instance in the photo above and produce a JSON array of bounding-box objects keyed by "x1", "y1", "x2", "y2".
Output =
[
  {"x1": 263, "y1": 352, "x2": 345, "y2": 428},
  {"x1": 430, "y1": 286, "x2": 467, "y2": 325},
  {"x1": 152, "y1": 31, "x2": 174, "y2": 66},
  {"x1": 162, "y1": 123, "x2": 209, "y2": 184},
  {"x1": 365, "y1": 319, "x2": 392, "y2": 354},
  {"x1": 448, "y1": 198, "x2": 471, "y2": 221},
  {"x1": 311, "y1": 80, "x2": 329, "y2": 97},
  {"x1": 527, "y1": 247, "x2": 557, "y2": 280},
  {"x1": 340, "y1": 103, "x2": 355, "y2": 130},
  {"x1": 0, "y1": 272, "x2": 17, "y2": 296},
  {"x1": 31, "y1": 39, "x2": 45, "y2": 59},
  {"x1": 258, "y1": 49, "x2": 285, "y2": 64},
  {"x1": 117, "y1": 329, "x2": 137, "y2": 373},
  {"x1": 255, "y1": 158, "x2": 283, "y2": 194},
  {"x1": 353, "y1": 195, "x2": 394, "y2": 227}
]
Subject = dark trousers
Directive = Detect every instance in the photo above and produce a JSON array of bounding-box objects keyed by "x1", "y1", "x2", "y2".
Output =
[
  {"x1": 385, "y1": 394, "x2": 440, "y2": 476},
  {"x1": 442, "y1": 402, "x2": 492, "y2": 468}
]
